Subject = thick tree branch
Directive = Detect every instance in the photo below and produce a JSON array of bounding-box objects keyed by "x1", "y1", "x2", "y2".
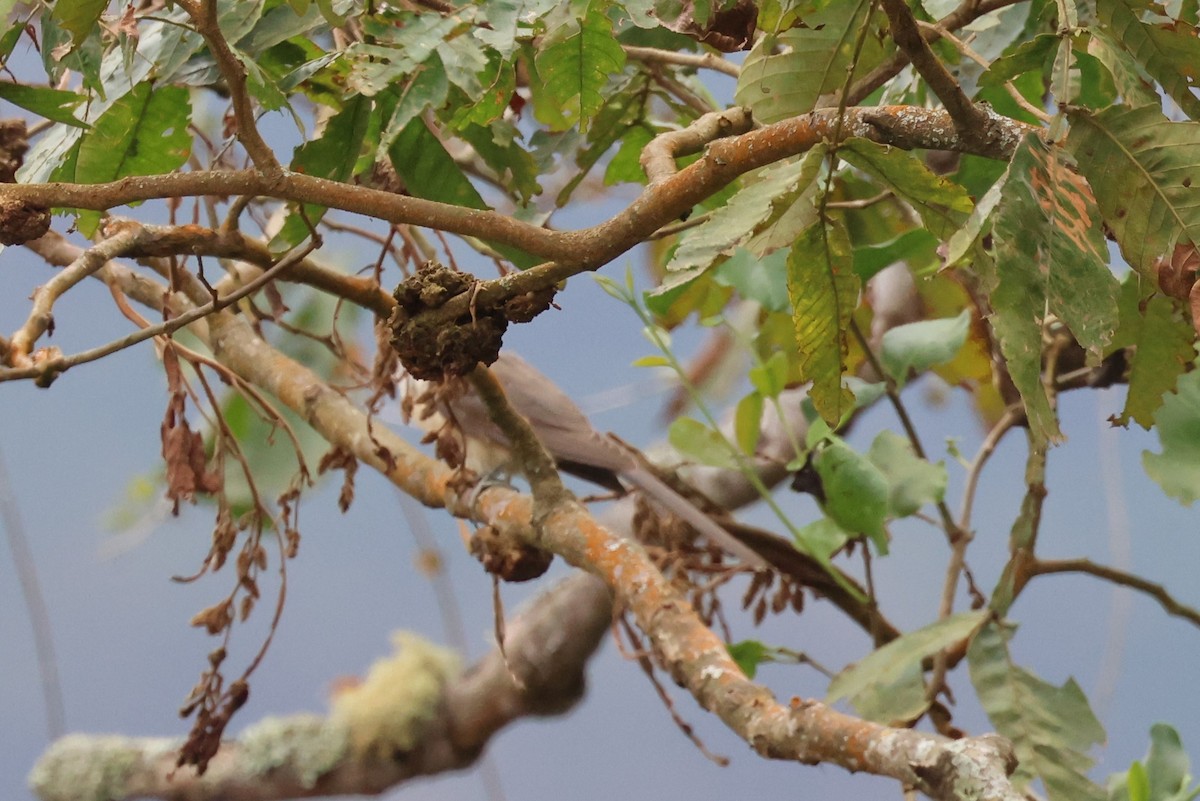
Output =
[
  {"x1": 877, "y1": 0, "x2": 992, "y2": 142},
  {"x1": 17, "y1": 250, "x2": 1024, "y2": 800}
]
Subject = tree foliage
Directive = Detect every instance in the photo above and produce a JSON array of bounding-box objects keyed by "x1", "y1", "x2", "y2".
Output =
[{"x1": 2, "y1": 0, "x2": 1200, "y2": 799}]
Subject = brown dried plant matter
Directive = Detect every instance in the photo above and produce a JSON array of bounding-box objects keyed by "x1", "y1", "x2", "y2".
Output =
[{"x1": 389, "y1": 262, "x2": 556, "y2": 380}]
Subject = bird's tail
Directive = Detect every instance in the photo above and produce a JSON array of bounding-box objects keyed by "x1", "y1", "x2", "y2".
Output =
[{"x1": 621, "y1": 465, "x2": 768, "y2": 569}]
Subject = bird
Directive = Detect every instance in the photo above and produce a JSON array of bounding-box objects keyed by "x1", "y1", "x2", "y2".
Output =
[{"x1": 402, "y1": 352, "x2": 769, "y2": 569}]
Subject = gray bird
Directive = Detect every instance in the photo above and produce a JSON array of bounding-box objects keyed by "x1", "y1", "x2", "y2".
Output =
[{"x1": 404, "y1": 352, "x2": 768, "y2": 569}]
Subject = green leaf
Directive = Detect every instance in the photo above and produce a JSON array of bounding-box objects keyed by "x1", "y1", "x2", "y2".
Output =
[
  {"x1": 1109, "y1": 724, "x2": 1200, "y2": 801},
  {"x1": 1143, "y1": 366, "x2": 1200, "y2": 505},
  {"x1": 1087, "y1": 31, "x2": 1161, "y2": 111},
  {"x1": 0, "y1": 82, "x2": 86, "y2": 127},
  {"x1": 1066, "y1": 105, "x2": 1200, "y2": 276},
  {"x1": 867, "y1": 430, "x2": 948, "y2": 518},
  {"x1": 713, "y1": 248, "x2": 791, "y2": 312},
  {"x1": 1095, "y1": 0, "x2": 1200, "y2": 120},
  {"x1": 51, "y1": 0, "x2": 107, "y2": 47},
  {"x1": 880, "y1": 310, "x2": 971, "y2": 386},
  {"x1": 787, "y1": 218, "x2": 859, "y2": 425},
  {"x1": 734, "y1": 391, "x2": 764, "y2": 455},
  {"x1": 727, "y1": 640, "x2": 769, "y2": 679},
  {"x1": 459, "y1": 121, "x2": 542, "y2": 203},
  {"x1": 380, "y1": 56, "x2": 450, "y2": 148},
  {"x1": 734, "y1": 0, "x2": 886, "y2": 124},
  {"x1": 840, "y1": 139, "x2": 974, "y2": 239},
  {"x1": 72, "y1": 83, "x2": 192, "y2": 236},
  {"x1": 969, "y1": 620, "x2": 1106, "y2": 801},
  {"x1": 658, "y1": 150, "x2": 825, "y2": 296},
  {"x1": 668, "y1": 417, "x2": 739, "y2": 469},
  {"x1": 390, "y1": 117, "x2": 488, "y2": 209},
  {"x1": 984, "y1": 134, "x2": 1121, "y2": 444},
  {"x1": 534, "y1": 7, "x2": 626, "y2": 131},
  {"x1": 748, "y1": 351, "x2": 789, "y2": 398},
  {"x1": 792, "y1": 517, "x2": 852, "y2": 567},
  {"x1": 1140, "y1": 725, "x2": 1197, "y2": 801},
  {"x1": 1118, "y1": 294, "x2": 1197, "y2": 428},
  {"x1": 845, "y1": 662, "x2": 930, "y2": 724},
  {"x1": 813, "y1": 436, "x2": 888, "y2": 551},
  {"x1": 273, "y1": 94, "x2": 374, "y2": 249},
  {"x1": 981, "y1": 34, "x2": 1058, "y2": 87},
  {"x1": 852, "y1": 229, "x2": 938, "y2": 282},
  {"x1": 828, "y1": 610, "x2": 987, "y2": 714}
]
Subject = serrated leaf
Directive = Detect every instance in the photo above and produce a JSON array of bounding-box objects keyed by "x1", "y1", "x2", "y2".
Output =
[
  {"x1": 968, "y1": 620, "x2": 1106, "y2": 801},
  {"x1": 1095, "y1": 0, "x2": 1200, "y2": 120},
  {"x1": 0, "y1": 83, "x2": 86, "y2": 127},
  {"x1": 72, "y1": 83, "x2": 191, "y2": 236},
  {"x1": 734, "y1": 0, "x2": 886, "y2": 124},
  {"x1": 880, "y1": 310, "x2": 971, "y2": 386},
  {"x1": 657, "y1": 150, "x2": 825, "y2": 296},
  {"x1": 1143, "y1": 366, "x2": 1200, "y2": 505},
  {"x1": 668, "y1": 417, "x2": 739, "y2": 469},
  {"x1": 829, "y1": 610, "x2": 987, "y2": 712},
  {"x1": 734, "y1": 391, "x2": 764, "y2": 455},
  {"x1": 985, "y1": 135, "x2": 1121, "y2": 444},
  {"x1": 788, "y1": 219, "x2": 859, "y2": 425},
  {"x1": 1066, "y1": 105, "x2": 1200, "y2": 276},
  {"x1": 813, "y1": 436, "x2": 888, "y2": 550},
  {"x1": 533, "y1": 7, "x2": 625, "y2": 131},
  {"x1": 867, "y1": 430, "x2": 948, "y2": 518},
  {"x1": 1118, "y1": 293, "x2": 1196, "y2": 427},
  {"x1": 840, "y1": 139, "x2": 974, "y2": 239}
]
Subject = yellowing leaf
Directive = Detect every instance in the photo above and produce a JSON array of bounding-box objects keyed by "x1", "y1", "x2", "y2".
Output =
[
  {"x1": 1067, "y1": 105, "x2": 1200, "y2": 276},
  {"x1": 984, "y1": 135, "x2": 1120, "y2": 444},
  {"x1": 788, "y1": 219, "x2": 859, "y2": 425}
]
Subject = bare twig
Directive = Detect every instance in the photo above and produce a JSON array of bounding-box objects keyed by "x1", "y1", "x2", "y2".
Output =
[
  {"x1": 1029, "y1": 559, "x2": 1200, "y2": 629},
  {"x1": 177, "y1": 0, "x2": 281, "y2": 175},
  {"x1": 624, "y1": 45, "x2": 741, "y2": 78},
  {"x1": 0, "y1": 228, "x2": 319, "y2": 384},
  {"x1": 6, "y1": 225, "x2": 150, "y2": 367},
  {"x1": 918, "y1": 22, "x2": 1052, "y2": 124}
]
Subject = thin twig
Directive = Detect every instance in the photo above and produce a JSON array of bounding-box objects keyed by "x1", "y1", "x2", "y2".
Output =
[
  {"x1": 0, "y1": 230, "x2": 319, "y2": 384},
  {"x1": 1029, "y1": 559, "x2": 1200, "y2": 629},
  {"x1": 7, "y1": 225, "x2": 149, "y2": 366},
  {"x1": 177, "y1": 0, "x2": 281, "y2": 175},
  {"x1": 623, "y1": 45, "x2": 741, "y2": 78},
  {"x1": 918, "y1": 21, "x2": 1051, "y2": 124}
]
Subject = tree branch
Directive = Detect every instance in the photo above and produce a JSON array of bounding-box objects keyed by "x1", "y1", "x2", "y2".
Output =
[
  {"x1": 877, "y1": 0, "x2": 992, "y2": 142},
  {"x1": 178, "y1": 0, "x2": 282, "y2": 176},
  {"x1": 1029, "y1": 559, "x2": 1200, "y2": 629}
]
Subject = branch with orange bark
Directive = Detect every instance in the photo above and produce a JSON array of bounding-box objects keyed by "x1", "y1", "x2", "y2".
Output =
[{"x1": 22, "y1": 230, "x2": 1025, "y2": 801}]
